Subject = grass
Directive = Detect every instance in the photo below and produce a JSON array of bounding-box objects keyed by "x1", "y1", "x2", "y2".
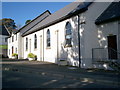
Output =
[{"x1": 0, "y1": 45, "x2": 8, "y2": 49}]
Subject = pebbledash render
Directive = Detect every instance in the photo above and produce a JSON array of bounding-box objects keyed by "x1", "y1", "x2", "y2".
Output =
[{"x1": 7, "y1": 0, "x2": 120, "y2": 70}]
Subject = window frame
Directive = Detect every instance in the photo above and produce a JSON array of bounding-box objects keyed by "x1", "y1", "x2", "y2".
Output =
[
  {"x1": 34, "y1": 34, "x2": 37, "y2": 49},
  {"x1": 26, "y1": 38, "x2": 28, "y2": 51},
  {"x1": 46, "y1": 29, "x2": 51, "y2": 48},
  {"x1": 5, "y1": 38, "x2": 7, "y2": 42},
  {"x1": 12, "y1": 46, "x2": 14, "y2": 54},
  {"x1": 65, "y1": 22, "x2": 72, "y2": 47}
]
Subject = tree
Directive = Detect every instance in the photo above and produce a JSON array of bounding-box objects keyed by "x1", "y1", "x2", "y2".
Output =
[
  {"x1": 25, "y1": 20, "x2": 31, "y2": 25},
  {"x1": 0, "y1": 18, "x2": 17, "y2": 34}
]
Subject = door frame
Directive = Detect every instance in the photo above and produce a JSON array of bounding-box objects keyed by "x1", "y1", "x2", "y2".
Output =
[
  {"x1": 29, "y1": 39, "x2": 31, "y2": 53},
  {"x1": 107, "y1": 35, "x2": 118, "y2": 59},
  {"x1": 40, "y1": 35, "x2": 43, "y2": 61}
]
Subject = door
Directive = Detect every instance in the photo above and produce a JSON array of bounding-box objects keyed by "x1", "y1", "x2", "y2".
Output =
[
  {"x1": 40, "y1": 35, "x2": 43, "y2": 61},
  {"x1": 107, "y1": 35, "x2": 117, "y2": 59}
]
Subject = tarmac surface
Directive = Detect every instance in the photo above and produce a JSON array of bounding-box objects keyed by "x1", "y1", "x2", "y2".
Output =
[{"x1": 1, "y1": 58, "x2": 120, "y2": 88}]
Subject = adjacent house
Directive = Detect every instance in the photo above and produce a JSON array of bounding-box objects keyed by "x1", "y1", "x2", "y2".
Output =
[
  {"x1": 0, "y1": 25, "x2": 10, "y2": 57},
  {"x1": 7, "y1": 1, "x2": 120, "y2": 70}
]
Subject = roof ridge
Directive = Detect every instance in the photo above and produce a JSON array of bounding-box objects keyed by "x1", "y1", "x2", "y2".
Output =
[{"x1": 18, "y1": 10, "x2": 51, "y2": 32}]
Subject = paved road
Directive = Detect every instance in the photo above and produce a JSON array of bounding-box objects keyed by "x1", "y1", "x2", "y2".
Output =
[
  {"x1": 2, "y1": 70, "x2": 118, "y2": 88},
  {"x1": 2, "y1": 59, "x2": 120, "y2": 88}
]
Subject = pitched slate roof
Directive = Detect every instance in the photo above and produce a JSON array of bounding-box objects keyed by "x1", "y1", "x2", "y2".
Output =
[
  {"x1": 16, "y1": 10, "x2": 51, "y2": 34},
  {"x1": 22, "y1": 1, "x2": 92, "y2": 36},
  {"x1": 95, "y1": 2, "x2": 120, "y2": 25},
  {"x1": 12, "y1": 29, "x2": 18, "y2": 34},
  {"x1": 0, "y1": 25, "x2": 10, "y2": 36}
]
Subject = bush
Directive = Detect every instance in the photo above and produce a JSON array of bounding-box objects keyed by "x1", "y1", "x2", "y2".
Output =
[
  {"x1": 12, "y1": 53, "x2": 18, "y2": 57},
  {"x1": 28, "y1": 53, "x2": 35, "y2": 58}
]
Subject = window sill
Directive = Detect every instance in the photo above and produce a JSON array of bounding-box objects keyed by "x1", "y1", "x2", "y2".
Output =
[
  {"x1": 34, "y1": 48, "x2": 37, "y2": 51},
  {"x1": 46, "y1": 47, "x2": 51, "y2": 49},
  {"x1": 64, "y1": 45, "x2": 72, "y2": 48}
]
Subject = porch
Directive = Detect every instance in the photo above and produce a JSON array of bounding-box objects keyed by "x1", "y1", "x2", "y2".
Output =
[{"x1": 92, "y1": 47, "x2": 120, "y2": 71}]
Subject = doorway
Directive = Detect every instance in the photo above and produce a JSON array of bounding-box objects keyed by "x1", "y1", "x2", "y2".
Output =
[
  {"x1": 107, "y1": 35, "x2": 117, "y2": 59},
  {"x1": 29, "y1": 39, "x2": 31, "y2": 53}
]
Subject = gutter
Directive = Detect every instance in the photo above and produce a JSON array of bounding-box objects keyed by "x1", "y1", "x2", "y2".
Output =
[
  {"x1": 22, "y1": 7, "x2": 88, "y2": 37},
  {"x1": 95, "y1": 17, "x2": 120, "y2": 25},
  {"x1": 43, "y1": 29, "x2": 44, "y2": 62}
]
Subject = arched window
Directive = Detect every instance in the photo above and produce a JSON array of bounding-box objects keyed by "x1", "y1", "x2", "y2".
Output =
[
  {"x1": 65, "y1": 22, "x2": 72, "y2": 47},
  {"x1": 34, "y1": 34, "x2": 37, "y2": 49},
  {"x1": 26, "y1": 38, "x2": 28, "y2": 51},
  {"x1": 46, "y1": 29, "x2": 51, "y2": 47}
]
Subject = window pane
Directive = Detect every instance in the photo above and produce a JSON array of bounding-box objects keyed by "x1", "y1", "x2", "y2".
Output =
[
  {"x1": 65, "y1": 22, "x2": 72, "y2": 46},
  {"x1": 47, "y1": 29, "x2": 51, "y2": 47},
  {"x1": 34, "y1": 34, "x2": 37, "y2": 49},
  {"x1": 26, "y1": 38, "x2": 28, "y2": 50},
  {"x1": 66, "y1": 29, "x2": 71, "y2": 34},
  {"x1": 66, "y1": 35, "x2": 72, "y2": 39},
  {"x1": 5, "y1": 38, "x2": 7, "y2": 42},
  {"x1": 66, "y1": 22, "x2": 71, "y2": 29}
]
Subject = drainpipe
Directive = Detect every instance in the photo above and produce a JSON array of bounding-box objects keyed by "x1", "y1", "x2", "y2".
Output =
[
  {"x1": 56, "y1": 30, "x2": 59, "y2": 61},
  {"x1": 78, "y1": 14, "x2": 81, "y2": 68}
]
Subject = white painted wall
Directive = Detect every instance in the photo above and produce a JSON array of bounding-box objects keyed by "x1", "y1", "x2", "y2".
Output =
[
  {"x1": 79, "y1": 2, "x2": 119, "y2": 69},
  {"x1": 79, "y1": 2, "x2": 111, "y2": 68},
  {"x1": 23, "y1": 30, "x2": 42, "y2": 60},
  {"x1": 97, "y1": 21, "x2": 118, "y2": 48},
  {"x1": 8, "y1": 2, "x2": 119, "y2": 70},
  {"x1": 92, "y1": 21, "x2": 119, "y2": 70},
  {"x1": 42, "y1": 18, "x2": 79, "y2": 65},
  {"x1": 23, "y1": 16, "x2": 79, "y2": 66},
  {"x1": 8, "y1": 33, "x2": 20, "y2": 58}
]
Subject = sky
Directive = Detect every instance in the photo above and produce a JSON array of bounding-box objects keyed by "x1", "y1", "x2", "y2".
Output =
[{"x1": 2, "y1": 2, "x2": 71, "y2": 27}]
